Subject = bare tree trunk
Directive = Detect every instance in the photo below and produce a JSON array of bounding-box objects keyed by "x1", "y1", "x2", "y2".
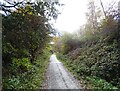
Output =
[
  {"x1": 99, "y1": 0, "x2": 107, "y2": 18},
  {"x1": 118, "y1": 1, "x2": 120, "y2": 22}
]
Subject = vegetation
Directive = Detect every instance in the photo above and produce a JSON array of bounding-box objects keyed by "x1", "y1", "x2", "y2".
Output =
[
  {"x1": 1, "y1": 0, "x2": 61, "y2": 89},
  {"x1": 55, "y1": 0, "x2": 120, "y2": 89},
  {"x1": 1, "y1": 0, "x2": 120, "y2": 89},
  {"x1": 3, "y1": 48, "x2": 50, "y2": 89}
]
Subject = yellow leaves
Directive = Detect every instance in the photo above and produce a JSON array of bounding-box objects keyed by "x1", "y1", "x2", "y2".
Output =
[
  {"x1": 15, "y1": 5, "x2": 33, "y2": 15},
  {"x1": 29, "y1": 12, "x2": 33, "y2": 15},
  {"x1": 25, "y1": 5, "x2": 32, "y2": 11}
]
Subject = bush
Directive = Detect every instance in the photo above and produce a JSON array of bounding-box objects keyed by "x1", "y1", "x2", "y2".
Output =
[
  {"x1": 85, "y1": 76, "x2": 118, "y2": 89},
  {"x1": 57, "y1": 40, "x2": 120, "y2": 88},
  {"x1": 3, "y1": 49, "x2": 50, "y2": 89}
]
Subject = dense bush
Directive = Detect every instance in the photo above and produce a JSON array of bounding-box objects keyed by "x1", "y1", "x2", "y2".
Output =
[
  {"x1": 3, "y1": 48, "x2": 51, "y2": 89},
  {"x1": 57, "y1": 53, "x2": 118, "y2": 89},
  {"x1": 57, "y1": 39, "x2": 120, "y2": 88},
  {"x1": 1, "y1": 0, "x2": 60, "y2": 89},
  {"x1": 55, "y1": 7, "x2": 120, "y2": 88}
]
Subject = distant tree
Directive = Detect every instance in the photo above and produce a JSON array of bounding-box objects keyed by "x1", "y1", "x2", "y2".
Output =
[{"x1": 86, "y1": 0, "x2": 98, "y2": 33}]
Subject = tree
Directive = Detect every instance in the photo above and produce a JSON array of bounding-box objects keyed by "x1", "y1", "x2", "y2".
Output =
[
  {"x1": 2, "y1": 0, "x2": 61, "y2": 65},
  {"x1": 99, "y1": 0, "x2": 107, "y2": 18},
  {"x1": 86, "y1": 0, "x2": 98, "y2": 33}
]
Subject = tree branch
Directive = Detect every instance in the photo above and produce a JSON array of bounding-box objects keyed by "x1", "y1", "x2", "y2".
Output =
[
  {"x1": 99, "y1": 0, "x2": 107, "y2": 18},
  {"x1": 1, "y1": 0, "x2": 25, "y2": 8}
]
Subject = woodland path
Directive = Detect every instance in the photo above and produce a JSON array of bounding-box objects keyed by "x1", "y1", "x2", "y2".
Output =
[{"x1": 42, "y1": 54, "x2": 82, "y2": 89}]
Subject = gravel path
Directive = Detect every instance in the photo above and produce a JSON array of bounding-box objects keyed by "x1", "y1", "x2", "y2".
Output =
[{"x1": 42, "y1": 54, "x2": 83, "y2": 89}]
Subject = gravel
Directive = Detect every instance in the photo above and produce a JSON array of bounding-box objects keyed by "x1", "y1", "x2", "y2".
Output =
[{"x1": 41, "y1": 54, "x2": 83, "y2": 89}]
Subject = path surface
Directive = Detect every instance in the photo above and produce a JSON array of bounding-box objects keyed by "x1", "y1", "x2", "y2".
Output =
[{"x1": 42, "y1": 54, "x2": 82, "y2": 89}]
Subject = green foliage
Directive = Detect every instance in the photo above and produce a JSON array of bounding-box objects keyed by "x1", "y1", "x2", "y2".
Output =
[
  {"x1": 85, "y1": 76, "x2": 118, "y2": 89},
  {"x1": 3, "y1": 11, "x2": 50, "y2": 63},
  {"x1": 3, "y1": 49, "x2": 50, "y2": 89},
  {"x1": 55, "y1": 33, "x2": 81, "y2": 54},
  {"x1": 55, "y1": 11, "x2": 120, "y2": 88},
  {"x1": 2, "y1": 0, "x2": 61, "y2": 89},
  {"x1": 57, "y1": 53, "x2": 119, "y2": 89},
  {"x1": 57, "y1": 39, "x2": 120, "y2": 88}
]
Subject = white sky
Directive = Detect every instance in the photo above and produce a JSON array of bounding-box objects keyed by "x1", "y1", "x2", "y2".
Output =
[
  {"x1": 54, "y1": 0, "x2": 88, "y2": 33},
  {"x1": 54, "y1": 0, "x2": 119, "y2": 33},
  {"x1": 1, "y1": 0, "x2": 119, "y2": 33}
]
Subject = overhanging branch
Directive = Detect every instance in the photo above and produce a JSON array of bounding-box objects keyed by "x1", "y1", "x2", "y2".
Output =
[{"x1": 1, "y1": 0, "x2": 25, "y2": 8}]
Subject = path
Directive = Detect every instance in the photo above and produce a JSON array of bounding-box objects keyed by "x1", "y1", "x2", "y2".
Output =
[{"x1": 42, "y1": 54, "x2": 82, "y2": 89}]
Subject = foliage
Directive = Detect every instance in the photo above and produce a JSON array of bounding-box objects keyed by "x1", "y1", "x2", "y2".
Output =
[
  {"x1": 2, "y1": 6, "x2": 51, "y2": 65},
  {"x1": 3, "y1": 48, "x2": 51, "y2": 89},
  {"x1": 54, "y1": 33, "x2": 81, "y2": 54},
  {"x1": 2, "y1": 0, "x2": 61, "y2": 89},
  {"x1": 57, "y1": 38, "x2": 120, "y2": 88},
  {"x1": 57, "y1": 53, "x2": 119, "y2": 89},
  {"x1": 85, "y1": 76, "x2": 118, "y2": 89},
  {"x1": 55, "y1": 1, "x2": 120, "y2": 88}
]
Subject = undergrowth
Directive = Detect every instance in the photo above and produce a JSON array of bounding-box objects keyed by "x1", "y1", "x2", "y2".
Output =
[
  {"x1": 3, "y1": 49, "x2": 50, "y2": 89},
  {"x1": 58, "y1": 55, "x2": 118, "y2": 89}
]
